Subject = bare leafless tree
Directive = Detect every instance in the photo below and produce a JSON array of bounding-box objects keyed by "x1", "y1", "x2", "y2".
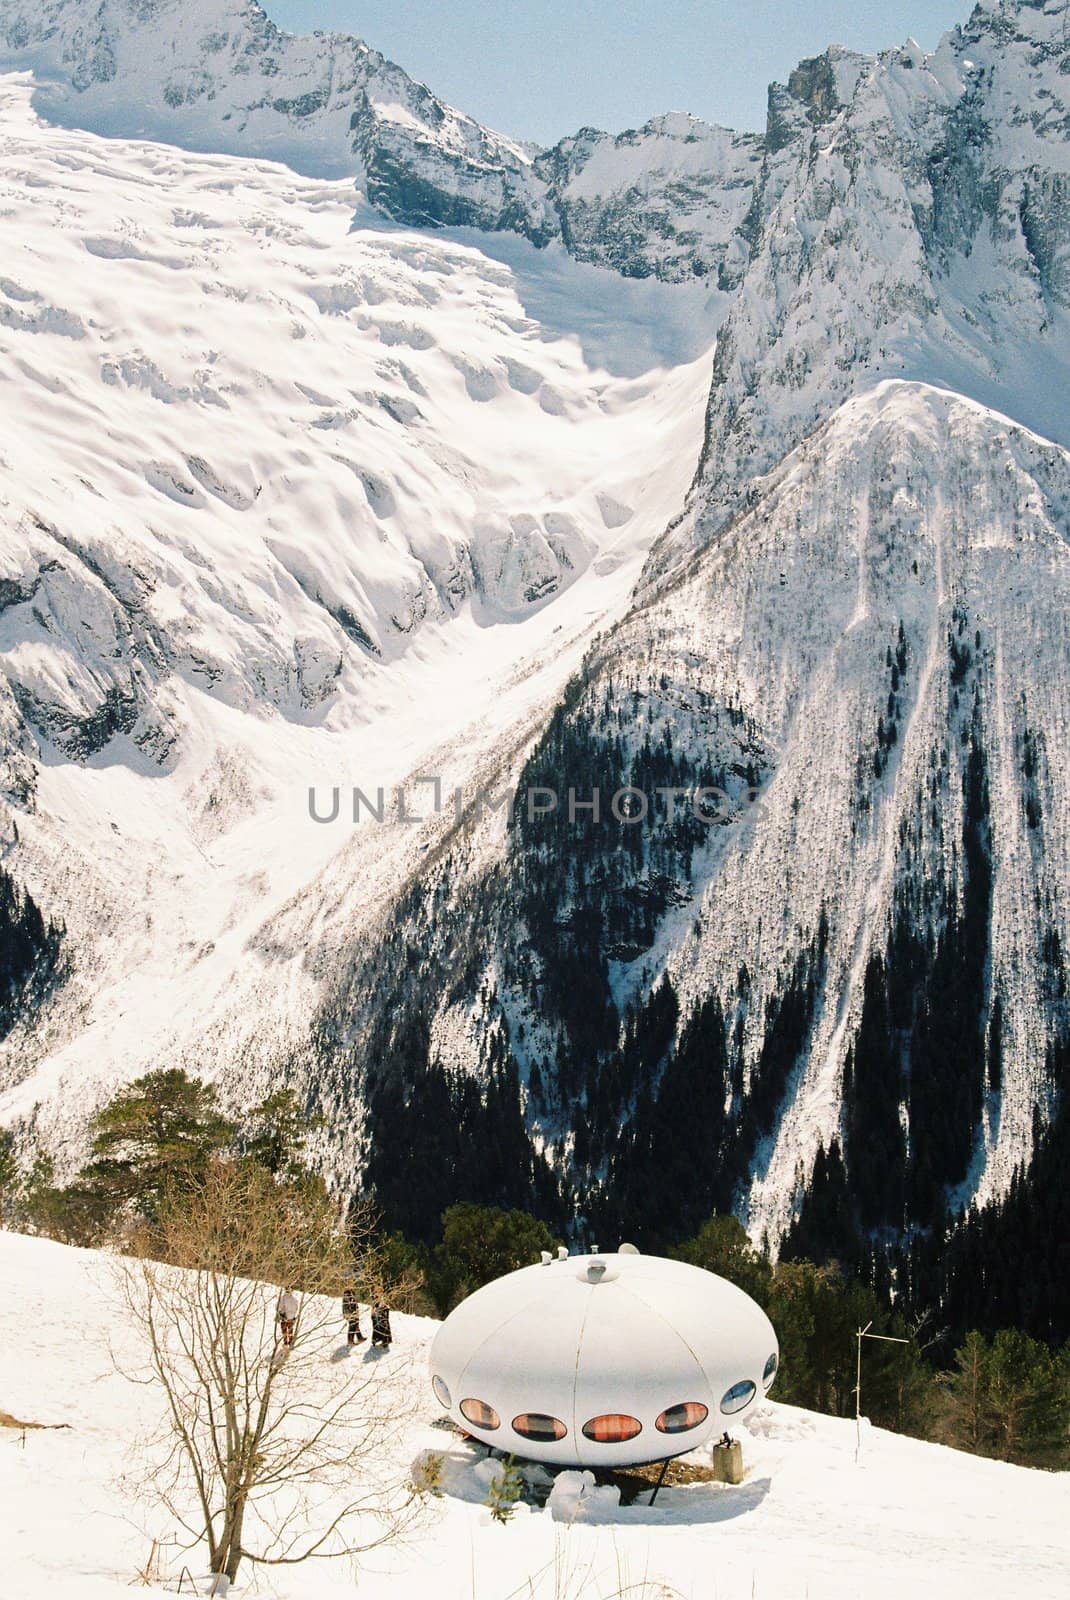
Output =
[{"x1": 113, "y1": 1159, "x2": 419, "y2": 1587}]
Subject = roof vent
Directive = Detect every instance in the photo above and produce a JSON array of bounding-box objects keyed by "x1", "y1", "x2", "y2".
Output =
[
  {"x1": 619, "y1": 1242, "x2": 640, "y2": 1256},
  {"x1": 586, "y1": 1258, "x2": 607, "y2": 1282},
  {"x1": 557, "y1": 1246, "x2": 569, "y2": 1261},
  {"x1": 540, "y1": 1251, "x2": 553, "y2": 1266}
]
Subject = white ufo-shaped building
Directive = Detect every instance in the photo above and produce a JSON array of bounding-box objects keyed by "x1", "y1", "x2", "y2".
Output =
[{"x1": 428, "y1": 1247, "x2": 779, "y2": 1467}]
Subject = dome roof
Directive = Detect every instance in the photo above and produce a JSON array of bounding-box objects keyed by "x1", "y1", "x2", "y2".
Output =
[{"x1": 428, "y1": 1249, "x2": 778, "y2": 1467}]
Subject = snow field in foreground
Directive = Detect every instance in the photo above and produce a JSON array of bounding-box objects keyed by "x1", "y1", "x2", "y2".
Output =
[{"x1": 1, "y1": 1230, "x2": 1068, "y2": 1599}]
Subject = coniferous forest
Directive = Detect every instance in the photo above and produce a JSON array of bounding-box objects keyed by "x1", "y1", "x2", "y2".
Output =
[
  {"x1": 0, "y1": 865, "x2": 63, "y2": 1040},
  {"x1": 303, "y1": 614, "x2": 1070, "y2": 1373}
]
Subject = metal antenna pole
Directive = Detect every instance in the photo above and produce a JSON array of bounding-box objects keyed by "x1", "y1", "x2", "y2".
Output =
[
  {"x1": 855, "y1": 1322, "x2": 871, "y2": 1417},
  {"x1": 854, "y1": 1324, "x2": 909, "y2": 1463}
]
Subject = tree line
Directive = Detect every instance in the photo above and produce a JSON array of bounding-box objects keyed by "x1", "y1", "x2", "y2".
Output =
[{"x1": 3, "y1": 1071, "x2": 1066, "y2": 1474}]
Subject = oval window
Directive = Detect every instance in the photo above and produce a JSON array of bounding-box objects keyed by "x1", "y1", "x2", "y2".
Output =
[
  {"x1": 763, "y1": 1352, "x2": 778, "y2": 1387},
  {"x1": 720, "y1": 1380, "x2": 756, "y2": 1415},
  {"x1": 512, "y1": 1413, "x2": 567, "y2": 1443},
  {"x1": 655, "y1": 1401, "x2": 709, "y2": 1435},
  {"x1": 431, "y1": 1375, "x2": 451, "y2": 1408},
  {"x1": 581, "y1": 1414, "x2": 643, "y2": 1444},
  {"x1": 460, "y1": 1398, "x2": 500, "y2": 1431}
]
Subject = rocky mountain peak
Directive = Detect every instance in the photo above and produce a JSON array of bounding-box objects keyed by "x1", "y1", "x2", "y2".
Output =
[
  {"x1": 785, "y1": 45, "x2": 867, "y2": 127},
  {"x1": 0, "y1": 0, "x2": 767, "y2": 282},
  {"x1": 961, "y1": 0, "x2": 1070, "y2": 44},
  {"x1": 638, "y1": 0, "x2": 1070, "y2": 585}
]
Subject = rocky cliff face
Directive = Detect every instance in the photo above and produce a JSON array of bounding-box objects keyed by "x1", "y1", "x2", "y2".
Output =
[
  {"x1": 649, "y1": 1, "x2": 1070, "y2": 578},
  {"x1": 536, "y1": 114, "x2": 763, "y2": 283}
]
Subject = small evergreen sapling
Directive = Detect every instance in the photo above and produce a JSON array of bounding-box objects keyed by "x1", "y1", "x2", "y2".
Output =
[{"x1": 482, "y1": 1455, "x2": 524, "y2": 1524}]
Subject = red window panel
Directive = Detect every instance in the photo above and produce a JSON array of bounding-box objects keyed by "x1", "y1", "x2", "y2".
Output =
[
  {"x1": 460, "y1": 1397, "x2": 500, "y2": 1430},
  {"x1": 655, "y1": 1401, "x2": 709, "y2": 1434},
  {"x1": 512, "y1": 1413, "x2": 568, "y2": 1443},
  {"x1": 581, "y1": 1413, "x2": 643, "y2": 1444}
]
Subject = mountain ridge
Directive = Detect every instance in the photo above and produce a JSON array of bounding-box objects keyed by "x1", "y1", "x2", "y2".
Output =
[
  {"x1": 309, "y1": 378, "x2": 1069, "y2": 1258},
  {"x1": 0, "y1": 0, "x2": 764, "y2": 283},
  {"x1": 644, "y1": 0, "x2": 1070, "y2": 589}
]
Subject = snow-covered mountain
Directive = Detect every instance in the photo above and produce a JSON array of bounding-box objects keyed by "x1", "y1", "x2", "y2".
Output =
[
  {"x1": 0, "y1": 0, "x2": 760, "y2": 280},
  {"x1": 313, "y1": 376, "x2": 1070, "y2": 1256},
  {"x1": 0, "y1": 63, "x2": 718, "y2": 1146},
  {"x1": 289, "y1": 1, "x2": 1070, "y2": 1261},
  {"x1": 535, "y1": 114, "x2": 763, "y2": 283},
  {"x1": 656, "y1": 3, "x2": 1070, "y2": 573},
  {"x1": 0, "y1": 0, "x2": 1068, "y2": 1284}
]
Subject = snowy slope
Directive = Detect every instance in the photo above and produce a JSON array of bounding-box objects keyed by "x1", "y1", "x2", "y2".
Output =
[
  {"x1": 3, "y1": 1230, "x2": 1069, "y2": 1600},
  {"x1": 314, "y1": 378, "x2": 1070, "y2": 1241},
  {"x1": 620, "y1": 381, "x2": 1070, "y2": 1237},
  {"x1": 0, "y1": 71, "x2": 719, "y2": 1151},
  {"x1": 0, "y1": 0, "x2": 556, "y2": 231}
]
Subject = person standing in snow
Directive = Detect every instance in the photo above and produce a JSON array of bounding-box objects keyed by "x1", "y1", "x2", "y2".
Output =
[
  {"x1": 277, "y1": 1288, "x2": 299, "y2": 1348},
  {"x1": 371, "y1": 1302, "x2": 392, "y2": 1348},
  {"x1": 342, "y1": 1286, "x2": 364, "y2": 1345}
]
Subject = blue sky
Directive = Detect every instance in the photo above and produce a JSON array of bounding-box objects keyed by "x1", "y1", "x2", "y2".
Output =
[{"x1": 264, "y1": 0, "x2": 971, "y2": 145}]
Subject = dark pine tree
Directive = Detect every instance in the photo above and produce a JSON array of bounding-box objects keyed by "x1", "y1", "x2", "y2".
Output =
[{"x1": 0, "y1": 867, "x2": 63, "y2": 1039}]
